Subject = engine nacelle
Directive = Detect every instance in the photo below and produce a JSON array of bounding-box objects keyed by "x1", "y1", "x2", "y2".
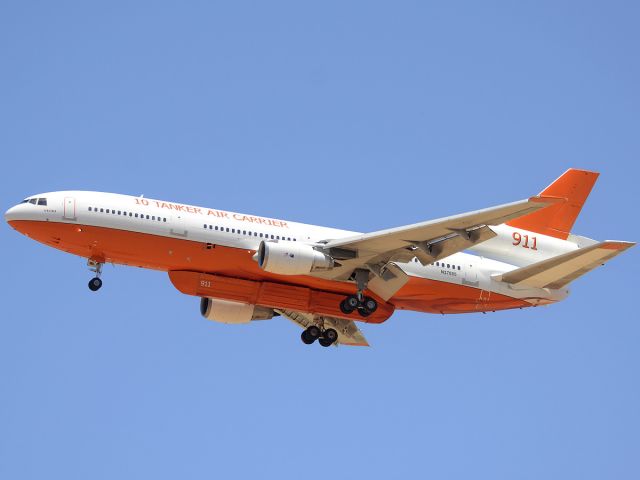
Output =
[
  {"x1": 254, "y1": 241, "x2": 334, "y2": 275},
  {"x1": 200, "y1": 298, "x2": 275, "y2": 324}
]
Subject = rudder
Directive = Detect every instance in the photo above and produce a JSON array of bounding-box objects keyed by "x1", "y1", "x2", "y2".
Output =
[{"x1": 507, "y1": 168, "x2": 599, "y2": 240}]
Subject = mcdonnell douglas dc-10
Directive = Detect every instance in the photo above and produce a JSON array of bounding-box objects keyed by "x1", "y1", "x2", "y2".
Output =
[{"x1": 5, "y1": 169, "x2": 634, "y2": 347}]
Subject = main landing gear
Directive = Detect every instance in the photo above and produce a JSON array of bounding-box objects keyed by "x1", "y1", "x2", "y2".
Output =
[
  {"x1": 339, "y1": 268, "x2": 378, "y2": 317},
  {"x1": 87, "y1": 259, "x2": 104, "y2": 292},
  {"x1": 340, "y1": 295, "x2": 378, "y2": 317},
  {"x1": 301, "y1": 325, "x2": 338, "y2": 347}
]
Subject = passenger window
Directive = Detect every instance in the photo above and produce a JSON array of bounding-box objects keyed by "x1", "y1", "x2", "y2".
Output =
[
  {"x1": 146, "y1": 215, "x2": 149, "y2": 219},
  {"x1": 88, "y1": 207, "x2": 92, "y2": 211},
  {"x1": 100, "y1": 208, "x2": 104, "y2": 213},
  {"x1": 259, "y1": 233, "x2": 263, "y2": 238},
  {"x1": 152, "y1": 216, "x2": 155, "y2": 220},
  {"x1": 135, "y1": 213, "x2": 138, "y2": 218},
  {"x1": 163, "y1": 218, "x2": 166, "y2": 222},
  {"x1": 226, "y1": 228, "x2": 229, "y2": 232},
  {"x1": 118, "y1": 211, "x2": 122, "y2": 215}
]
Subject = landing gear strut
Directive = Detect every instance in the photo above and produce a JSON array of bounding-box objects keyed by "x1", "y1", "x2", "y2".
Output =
[
  {"x1": 87, "y1": 259, "x2": 104, "y2": 292},
  {"x1": 301, "y1": 325, "x2": 338, "y2": 347},
  {"x1": 339, "y1": 269, "x2": 378, "y2": 317}
]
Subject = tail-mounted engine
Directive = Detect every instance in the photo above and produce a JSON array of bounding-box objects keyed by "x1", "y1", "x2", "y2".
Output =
[{"x1": 254, "y1": 241, "x2": 335, "y2": 275}]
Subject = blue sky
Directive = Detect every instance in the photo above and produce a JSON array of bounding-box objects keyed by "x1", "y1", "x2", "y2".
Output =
[{"x1": 1, "y1": 1, "x2": 638, "y2": 478}]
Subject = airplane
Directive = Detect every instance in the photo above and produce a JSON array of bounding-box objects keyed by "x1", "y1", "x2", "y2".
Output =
[{"x1": 5, "y1": 168, "x2": 634, "y2": 347}]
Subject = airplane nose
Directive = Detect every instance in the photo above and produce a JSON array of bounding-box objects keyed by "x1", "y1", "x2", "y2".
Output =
[{"x1": 5, "y1": 205, "x2": 20, "y2": 223}]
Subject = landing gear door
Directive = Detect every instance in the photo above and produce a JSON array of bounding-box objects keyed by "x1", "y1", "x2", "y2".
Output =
[{"x1": 63, "y1": 197, "x2": 76, "y2": 221}]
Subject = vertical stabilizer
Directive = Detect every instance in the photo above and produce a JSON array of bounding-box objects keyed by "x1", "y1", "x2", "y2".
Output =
[{"x1": 507, "y1": 168, "x2": 599, "y2": 240}]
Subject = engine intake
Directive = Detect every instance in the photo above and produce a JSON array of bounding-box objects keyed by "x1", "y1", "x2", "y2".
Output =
[{"x1": 255, "y1": 241, "x2": 334, "y2": 275}]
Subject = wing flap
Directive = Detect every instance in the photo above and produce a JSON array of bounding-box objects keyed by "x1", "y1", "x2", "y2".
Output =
[{"x1": 494, "y1": 241, "x2": 635, "y2": 289}]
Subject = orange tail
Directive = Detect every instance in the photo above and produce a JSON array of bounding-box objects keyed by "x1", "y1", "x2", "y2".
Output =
[{"x1": 507, "y1": 168, "x2": 599, "y2": 240}]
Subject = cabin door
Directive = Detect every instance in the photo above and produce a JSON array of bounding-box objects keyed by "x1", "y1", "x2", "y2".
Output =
[
  {"x1": 170, "y1": 214, "x2": 189, "y2": 238},
  {"x1": 63, "y1": 197, "x2": 76, "y2": 220}
]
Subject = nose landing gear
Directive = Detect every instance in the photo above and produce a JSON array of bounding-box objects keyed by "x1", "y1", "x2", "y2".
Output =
[{"x1": 87, "y1": 259, "x2": 104, "y2": 292}]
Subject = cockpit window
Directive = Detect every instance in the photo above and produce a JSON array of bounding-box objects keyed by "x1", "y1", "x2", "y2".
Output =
[{"x1": 21, "y1": 197, "x2": 47, "y2": 205}]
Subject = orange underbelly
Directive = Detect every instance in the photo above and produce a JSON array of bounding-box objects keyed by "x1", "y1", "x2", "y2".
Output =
[{"x1": 9, "y1": 220, "x2": 531, "y2": 315}]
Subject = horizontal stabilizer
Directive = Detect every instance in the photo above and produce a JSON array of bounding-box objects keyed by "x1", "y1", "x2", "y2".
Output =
[{"x1": 493, "y1": 241, "x2": 635, "y2": 289}]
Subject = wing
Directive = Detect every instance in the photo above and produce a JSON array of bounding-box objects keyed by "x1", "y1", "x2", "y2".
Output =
[
  {"x1": 493, "y1": 240, "x2": 635, "y2": 289},
  {"x1": 277, "y1": 309, "x2": 370, "y2": 347},
  {"x1": 314, "y1": 196, "x2": 561, "y2": 300}
]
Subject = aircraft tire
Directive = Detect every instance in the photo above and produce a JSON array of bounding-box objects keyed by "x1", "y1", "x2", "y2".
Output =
[
  {"x1": 88, "y1": 277, "x2": 102, "y2": 291},
  {"x1": 363, "y1": 297, "x2": 378, "y2": 313},
  {"x1": 301, "y1": 330, "x2": 315, "y2": 345},
  {"x1": 323, "y1": 328, "x2": 338, "y2": 345}
]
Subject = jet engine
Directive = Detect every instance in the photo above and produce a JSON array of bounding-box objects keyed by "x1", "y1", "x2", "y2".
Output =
[
  {"x1": 254, "y1": 240, "x2": 334, "y2": 275},
  {"x1": 200, "y1": 298, "x2": 275, "y2": 324}
]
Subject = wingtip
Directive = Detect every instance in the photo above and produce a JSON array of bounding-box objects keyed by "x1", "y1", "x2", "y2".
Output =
[{"x1": 601, "y1": 241, "x2": 636, "y2": 251}]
